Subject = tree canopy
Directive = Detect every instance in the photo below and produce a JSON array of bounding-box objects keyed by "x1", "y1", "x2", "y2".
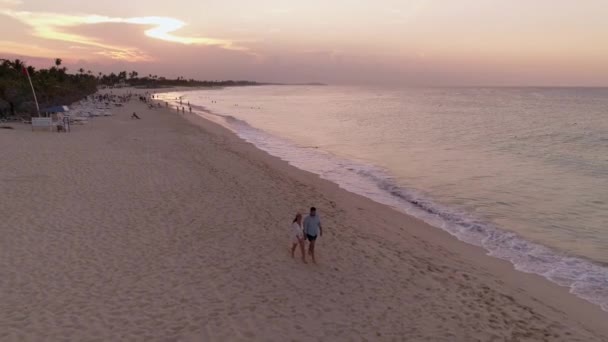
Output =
[
  {"x1": 0, "y1": 57, "x2": 263, "y2": 118},
  {"x1": 1, "y1": 58, "x2": 97, "y2": 117}
]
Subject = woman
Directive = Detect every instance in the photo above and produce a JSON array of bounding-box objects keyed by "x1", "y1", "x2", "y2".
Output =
[{"x1": 290, "y1": 213, "x2": 307, "y2": 263}]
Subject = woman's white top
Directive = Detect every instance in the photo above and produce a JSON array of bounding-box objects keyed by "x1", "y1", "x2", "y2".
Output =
[{"x1": 291, "y1": 222, "x2": 303, "y2": 239}]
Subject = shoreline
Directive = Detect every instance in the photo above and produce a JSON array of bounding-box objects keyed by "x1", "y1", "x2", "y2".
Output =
[
  {"x1": 158, "y1": 87, "x2": 608, "y2": 313},
  {"x1": 1, "y1": 88, "x2": 607, "y2": 340},
  {"x1": 152, "y1": 90, "x2": 608, "y2": 330}
]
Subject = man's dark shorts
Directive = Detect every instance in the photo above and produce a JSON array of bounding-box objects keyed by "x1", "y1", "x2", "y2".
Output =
[{"x1": 306, "y1": 234, "x2": 317, "y2": 241}]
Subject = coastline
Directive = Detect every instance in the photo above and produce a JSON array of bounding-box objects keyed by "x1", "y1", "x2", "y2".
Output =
[
  {"x1": 1, "y1": 88, "x2": 607, "y2": 340},
  {"x1": 164, "y1": 90, "x2": 608, "y2": 322},
  {"x1": 161, "y1": 86, "x2": 608, "y2": 312},
  {"x1": 148, "y1": 88, "x2": 608, "y2": 336}
]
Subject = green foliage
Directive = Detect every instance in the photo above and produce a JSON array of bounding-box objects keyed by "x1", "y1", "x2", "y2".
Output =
[
  {"x1": 97, "y1": 70, "x2": 261, "y2": 88},
  {"x1": 0, "y1": 58, "x2": 97, "y2": 117},
  {"x1": 0, "y1": 56, "x2": 264, "y2": 117}
]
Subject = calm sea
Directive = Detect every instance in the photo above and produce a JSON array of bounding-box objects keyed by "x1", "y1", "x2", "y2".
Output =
[{"x1": 156, "y1": 86, "x2": 608, "y2": 311}]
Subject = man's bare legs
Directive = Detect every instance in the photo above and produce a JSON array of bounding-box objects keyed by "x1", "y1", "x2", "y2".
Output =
[
  {"x1": 299, "y1": 240, "x2": 307, "y2": 263},
  {"x1": 308, "y1": 240, "x2": 317, "y2": 264}
]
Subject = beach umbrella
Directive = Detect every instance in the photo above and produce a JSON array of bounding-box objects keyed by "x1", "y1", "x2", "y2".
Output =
[
  {"x1": 43, "y1": 105, "x2": 70, "y2": 113},
  {"x1": 42, "y1": 105, "x2": 71, "y2": 132}
]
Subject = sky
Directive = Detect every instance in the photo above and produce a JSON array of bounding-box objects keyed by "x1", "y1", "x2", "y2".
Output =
[{"x1": 1, "y1": 0, "x2": 608, "y2": 86}]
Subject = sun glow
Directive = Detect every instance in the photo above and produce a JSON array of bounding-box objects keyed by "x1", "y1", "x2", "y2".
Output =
[{"x1": 2, "y1": 10, "x2": 239, "y2": 61}]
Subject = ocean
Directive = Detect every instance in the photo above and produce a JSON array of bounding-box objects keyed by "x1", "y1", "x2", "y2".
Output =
[{"x1": 156, "y1": 86, "x2": 608, "y2": 311}]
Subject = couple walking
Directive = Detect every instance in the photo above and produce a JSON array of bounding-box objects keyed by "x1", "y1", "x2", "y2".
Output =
[{"x1": 291, "y1": 207, "x2": 323, "y2": 264}]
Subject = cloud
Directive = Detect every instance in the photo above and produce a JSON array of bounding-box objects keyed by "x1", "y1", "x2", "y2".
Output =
[
  {"x1": 268, "y1": 8, "x2": 292, "y2": 15},
  {"x1": 1, "y1": 10, "x2": 245, "y2": 61},
  {"x1": 385, "y1": 1, "x2": 429, "y2": 22},
  {"x1": 0, "y1": 0, "x2": 22, "y2": 5},
  {"x1": 0, "y1": 40, "x2": 57, "y2": 58}
]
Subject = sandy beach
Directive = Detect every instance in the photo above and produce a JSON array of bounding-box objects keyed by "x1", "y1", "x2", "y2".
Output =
[{"x1": 1, "y1": 89, "x2": 607, "y2": 341}]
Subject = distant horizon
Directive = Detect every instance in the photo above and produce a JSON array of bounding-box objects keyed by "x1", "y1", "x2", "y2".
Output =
[
  {"x1": 0, "y1": 54, "x2": 608, "y2": 89},
  {"x1": 6, "y1": 53, "x2": 608, "y2": 88},
  {"x1": 3, "y1": 1, "x2": 608, "y2": 86},
  {"x1": 7, "y1": 52, "x2": 608, "y2": 89}
]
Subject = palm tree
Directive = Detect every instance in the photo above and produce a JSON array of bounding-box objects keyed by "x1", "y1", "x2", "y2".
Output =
[
  {"x1": 78, "y1": 68, "x2": 85, "y2": 74},
  {"x1": 1, "y1": 58, "x2": 99, "y2": 117},
  {"x1": 12, "y1": 59, "x2": 24, "y2": 72}
]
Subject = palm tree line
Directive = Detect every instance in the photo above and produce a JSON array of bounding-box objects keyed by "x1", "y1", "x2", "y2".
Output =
[
  {"x1": 1, "y1": 57, "x2": 261, "y2": 117},
  {"x1": 99, "y1": 70, "x2": 259, "y2": 88},
  {"x1": 1, "y1": 58, "x2": 98, "y2": 117}
]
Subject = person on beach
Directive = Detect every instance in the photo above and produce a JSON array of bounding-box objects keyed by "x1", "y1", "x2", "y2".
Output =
[
  {"x1": 290, "y1": 213, "x2": 307, "y2": 263},
  {"x1": 303, "y1": 207, "x2": 323, "y2": 264}
]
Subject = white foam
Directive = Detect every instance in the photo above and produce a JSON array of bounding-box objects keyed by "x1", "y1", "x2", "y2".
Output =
[{"x1": 158, "y1": 91, "x2": 608, "y2": 312}]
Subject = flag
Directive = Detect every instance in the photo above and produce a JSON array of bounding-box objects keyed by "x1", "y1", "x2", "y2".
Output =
[{"x1": 22, "y1": 64, "x2": 41, "y2": 117}]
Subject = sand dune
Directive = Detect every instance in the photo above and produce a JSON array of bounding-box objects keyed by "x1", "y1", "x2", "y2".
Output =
[{"x1": 1, "y1": 90, "x2": 607, "y2": 341}]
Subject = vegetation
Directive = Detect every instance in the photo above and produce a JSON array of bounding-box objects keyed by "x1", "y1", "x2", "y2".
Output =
[
  {"x1": 0, "y1": 57, "x2": 262, "y2": 118},
  {"x1": 98, "y1": 70, "x2": 260, "y2": 88},
  {"x1": 0, "y1": 58, "x2": 98, "y2": 117}
]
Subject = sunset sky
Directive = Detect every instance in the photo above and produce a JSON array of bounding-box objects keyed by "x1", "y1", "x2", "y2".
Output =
[{"x1": 2, "y1": 0, "x2": 608, "y2": 86}]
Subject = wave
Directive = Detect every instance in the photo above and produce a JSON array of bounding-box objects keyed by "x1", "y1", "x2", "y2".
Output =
[{"x1": 161, "y1": 92, "x2": 608, "y2": 312}]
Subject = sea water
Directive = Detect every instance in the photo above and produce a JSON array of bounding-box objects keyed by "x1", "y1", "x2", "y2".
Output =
[{"x1": 156, "y1": 86, "x2": 608, "y2": 311}]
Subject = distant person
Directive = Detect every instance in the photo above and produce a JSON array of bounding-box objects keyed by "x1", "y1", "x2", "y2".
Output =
[
  {"x1": 131, "y1": 112, "x2": 140, "y2": 119},
  {"x1": 290, "y1": 213, "x2": 307, "y2": 263},
  {"x1": 303, "y1": 207, "x2": 323, "y2": 264}
]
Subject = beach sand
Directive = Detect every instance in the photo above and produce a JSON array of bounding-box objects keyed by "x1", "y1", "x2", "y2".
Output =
[{"x1": 1, "y1": 89, "x2": 607, "y2": 341}]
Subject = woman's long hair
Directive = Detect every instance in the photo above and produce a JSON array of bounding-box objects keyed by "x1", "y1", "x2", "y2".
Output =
[{"x1": 293, "y1": 213, "x2": 302, "y2": 223}]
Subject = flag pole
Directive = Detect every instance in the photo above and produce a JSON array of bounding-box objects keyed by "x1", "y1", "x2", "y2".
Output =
[{"x1": 23, "y1": 67, "x2": 41, "y2": 117}]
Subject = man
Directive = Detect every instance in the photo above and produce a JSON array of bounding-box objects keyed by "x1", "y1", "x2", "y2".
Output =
[{"x1": 303, "y1": 207, "x2": 323, "y2": 264}]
